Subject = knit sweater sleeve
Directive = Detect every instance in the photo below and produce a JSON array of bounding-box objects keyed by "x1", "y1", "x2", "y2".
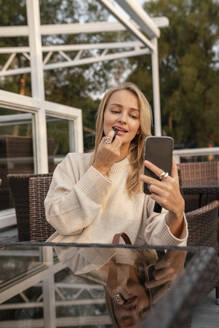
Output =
[
  {"x1": 44, "y1": 153, "x2": 112, "y2": 235},
  {"x1": 142, "y1": 196, "x2": 188, "y2": 247}
]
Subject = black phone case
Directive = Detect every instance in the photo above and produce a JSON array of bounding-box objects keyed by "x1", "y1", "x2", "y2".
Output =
[{"x1": 143, "y1": 136, "x2": 174, "y2": 194}]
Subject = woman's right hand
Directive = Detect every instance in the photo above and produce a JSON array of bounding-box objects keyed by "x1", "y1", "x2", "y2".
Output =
[
  {"x1": 145, "y1": 250, "x2": 187, "y2": 303},
  {"x1": 92, "y1": 130, "x2": 122, "y2": 176}
]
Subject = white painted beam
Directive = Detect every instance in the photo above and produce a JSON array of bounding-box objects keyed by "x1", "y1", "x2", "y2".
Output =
[
  {"x1": 0, "y1": 41, "x2": 144, "y2": 54},
  {"x1": 0, "y1": 19, "x2": 169, "y2": 37},
  {"x1": 0, "y1": 48, "x2": 150, "y2": 76},
  {"x1": 0, "y1": 67, "x2": 31, "y2": 76},
  {"x1": 116, "y1": 0, "x2": 161, "y2": 38},
  {"x1": 1, "y1": 53, "x2": 16, "y2": 71},
  {"x1": 42, "y1": 41, "x2": 143, "y2": 52},
  {"x1": 99, "y1": 0, "x2": 154, "y2": 50},
  {"x1": 0, "y1": 47, "x2": 30, "y2": 54},
  {"x1": 173, "y1": 147, "x2": 219, "y2": 157},
  {"x1": 44, "y1": 48, "x2": 150, "y2": 70}
]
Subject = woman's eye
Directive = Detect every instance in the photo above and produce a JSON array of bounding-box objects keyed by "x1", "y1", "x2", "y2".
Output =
[
  {"x1": 130, "y1": 114, "x2": 138, "y2": 119},
  {"x1": 111, "y1": 110, "x2": 120, "y2": 114}
]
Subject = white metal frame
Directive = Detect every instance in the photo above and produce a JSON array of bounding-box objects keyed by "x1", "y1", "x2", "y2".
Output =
[{"x1": 0, "y1": 0, "x2": 170, "y2": 136}]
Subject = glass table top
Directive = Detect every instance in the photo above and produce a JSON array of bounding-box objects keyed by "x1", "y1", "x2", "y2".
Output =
[{"x1": 0, "y1": 243, "x2": 217, "y2": 327}]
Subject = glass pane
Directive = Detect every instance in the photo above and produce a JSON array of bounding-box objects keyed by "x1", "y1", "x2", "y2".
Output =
[
  {"x1": 0, "y1": 109, "x2": 34, "y2": 211},
  {"x1": 46, "y1": 116, "x2": 74, "y2": 172},
  {"x1": 0, "y1": 244, "x2": 216, "y2": 327},
  {"x1": 0, "y1": 246, "x2": 42, "y2": 286}
]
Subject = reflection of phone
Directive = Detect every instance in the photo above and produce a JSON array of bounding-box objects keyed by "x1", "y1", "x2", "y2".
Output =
[{"x1": 143, "y1": 136, "x2": 174, "y2": 194}]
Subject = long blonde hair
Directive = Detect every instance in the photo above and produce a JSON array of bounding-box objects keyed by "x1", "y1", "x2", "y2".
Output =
[{"x1": 93, "y1": 82, "x2": 152, "y2": 197}]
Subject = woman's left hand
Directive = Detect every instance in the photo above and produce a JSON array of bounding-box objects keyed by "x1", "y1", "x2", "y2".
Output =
[{"x1": 140, "y1": 160, "x2": 185, "y2": 237}]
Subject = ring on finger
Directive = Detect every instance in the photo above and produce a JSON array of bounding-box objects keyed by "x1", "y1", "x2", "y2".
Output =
[
  {"x1": 159, "y1": 171, "x2": 169, "y2": 181},
  {"x1": 113, "y1": 293, "x2": 124, "y2": 305},
  {"x1": 104, "y1": 136, "x2": 111, "y2": 144}
]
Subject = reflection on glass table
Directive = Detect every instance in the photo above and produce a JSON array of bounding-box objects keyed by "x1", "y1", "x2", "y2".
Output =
[
  {"x1": 0, "y1": 246, "x2": 42, "y2": 286},
  {"x1": 0, "y1": 243, "x2": 217, "y2": 328}
]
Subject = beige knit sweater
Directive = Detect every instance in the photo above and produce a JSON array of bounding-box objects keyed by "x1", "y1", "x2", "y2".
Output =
[{"x1": 45, "y1": 152, "x2": 188, "y2": 275}]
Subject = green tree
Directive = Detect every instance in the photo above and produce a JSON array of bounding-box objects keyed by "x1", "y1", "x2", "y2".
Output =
[{"x1": 127, "y1": 0, "x2": 219, "y2": 148}]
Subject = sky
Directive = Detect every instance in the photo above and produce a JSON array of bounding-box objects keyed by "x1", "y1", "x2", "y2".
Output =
[{"x1": 109, "y1": 0, "x2": 147, "y2": 21}]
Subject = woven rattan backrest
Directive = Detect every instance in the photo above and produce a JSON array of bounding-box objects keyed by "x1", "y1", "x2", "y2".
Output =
[
  {"x1": 8, "y1": 173, "x2": 53, "y2": 241},
  {"x1": 29, "y1": 175, "x2": 55, "y2": 242},
  {"x1": 186, "y1": 200, "x2": 219, "y2": 247},
  {"x1": 177, "y1": 161, "x2": 219, "y2": 212},
  {"x1": 178, "y1": 161, "x2": 219, "y2": 184},
  {"x1": 8, "y1": 174, "x2": 32, "y2": 241}
]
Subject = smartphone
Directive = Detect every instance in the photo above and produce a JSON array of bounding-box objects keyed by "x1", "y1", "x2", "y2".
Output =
[{"x1": 143, "y1": 136, "x2": 174, "y2": 194}]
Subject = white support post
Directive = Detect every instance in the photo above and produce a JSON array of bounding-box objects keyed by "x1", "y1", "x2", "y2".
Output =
[
  {"x1": 26, "y1": 0, "x2": 44, "y2": 99},
  {"x1": 26, "y1": 2, "x2": 53, "y2": 326},
  {"x1": 74, "y1": 115, "x2": 84, "y2": 153},
  {"x1": 151, "y1": 38, "x2": 162, "y2": 136},
  {"x1": 69, "y1": 121, "x2": 75, "y2": 152},
  {"x1": 42, "y1": 247, "x2": 56, "y2": 328},
  {"x1": 26, "y1": 0, "x2": 48, "y2": 173}
]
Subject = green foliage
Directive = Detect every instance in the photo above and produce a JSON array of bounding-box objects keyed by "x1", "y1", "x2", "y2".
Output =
[
  {"x1": 128, "y1": 0, "x2": 219, "y2": 147},
  {"x1": 1, "y1": 0, "x2": 218, "y2": 151}
]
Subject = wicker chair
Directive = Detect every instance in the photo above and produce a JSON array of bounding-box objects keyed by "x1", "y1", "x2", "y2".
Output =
[
  {"x1": 28, "y1": 175, "x2": 55, "y2": 241},
  {"x1": 139, "y1": 247, "x2": 219, "y2": 328},
  {"x1": 178, "y1": 161, "x2": 219, "y2": 183},
  {"x1": 186, "y1": 200, "x2": 219, "y2": 304},
  {"x1": 178, "y1": 161, "x2": 219, "y2": 212},
  {"x1": 8, "y1": 173, "x2": 53, "y2": 241}
]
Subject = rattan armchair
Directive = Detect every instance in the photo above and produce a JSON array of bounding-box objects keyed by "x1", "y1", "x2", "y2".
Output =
[
  {"x1": 28, "y1": 175, "x2": 55, "y2": 241},
  {"x1": 178, "y1": 161, "x2": 219, "y2": 212},
  {"x1": 186, "y1": 200, "x2": 219, "y2": 247},
  {"x1": 186, "y1": 200, "x2": 219, "y2": 304},
  {"x1": 8, "y1": 173, "x2": 53, "y2": 241},
  {"x1": 139, "y1": 247, "x2": 219, "y2": 328},
  {"x1": 178, "y1": 161, "x2": 219, "y2": 183}
]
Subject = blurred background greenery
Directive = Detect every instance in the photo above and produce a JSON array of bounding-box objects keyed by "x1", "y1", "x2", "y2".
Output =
[{"x1": 0, "y1": 0, "x2": 218, "y2": 152}]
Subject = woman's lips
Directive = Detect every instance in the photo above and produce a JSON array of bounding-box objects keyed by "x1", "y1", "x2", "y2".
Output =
[
  {"x1": 114, "y1": 128, "x2": 128, "y2": 136},
  {"x1": 117, "y1": 130, "x2": 127, "y2": 136},
  {"x1": 113, "y1": 126, "x2": 128, "y2": 133}
]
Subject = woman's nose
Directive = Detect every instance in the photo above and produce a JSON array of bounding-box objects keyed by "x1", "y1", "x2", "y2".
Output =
[{"x1": 118, "y1": 112, "x2": 127, "y2": 123}]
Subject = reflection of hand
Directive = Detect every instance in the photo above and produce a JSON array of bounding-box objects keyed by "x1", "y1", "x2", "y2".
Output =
[
  {"x1": 145, "y1": 250, "x2": 187, "y2": 303},
  {"x1": 92, "y1": 130, "x2": 122, "y2": 176}
]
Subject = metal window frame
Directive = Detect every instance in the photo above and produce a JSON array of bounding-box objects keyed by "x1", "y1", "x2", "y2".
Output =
[{"x1": 0, "y1": 89, "x2": 83, "y2": 173}]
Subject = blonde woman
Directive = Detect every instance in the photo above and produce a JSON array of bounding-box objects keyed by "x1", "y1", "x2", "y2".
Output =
[{"x1": 45, "y1": 82, "x2": 187, "y2": 274}]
